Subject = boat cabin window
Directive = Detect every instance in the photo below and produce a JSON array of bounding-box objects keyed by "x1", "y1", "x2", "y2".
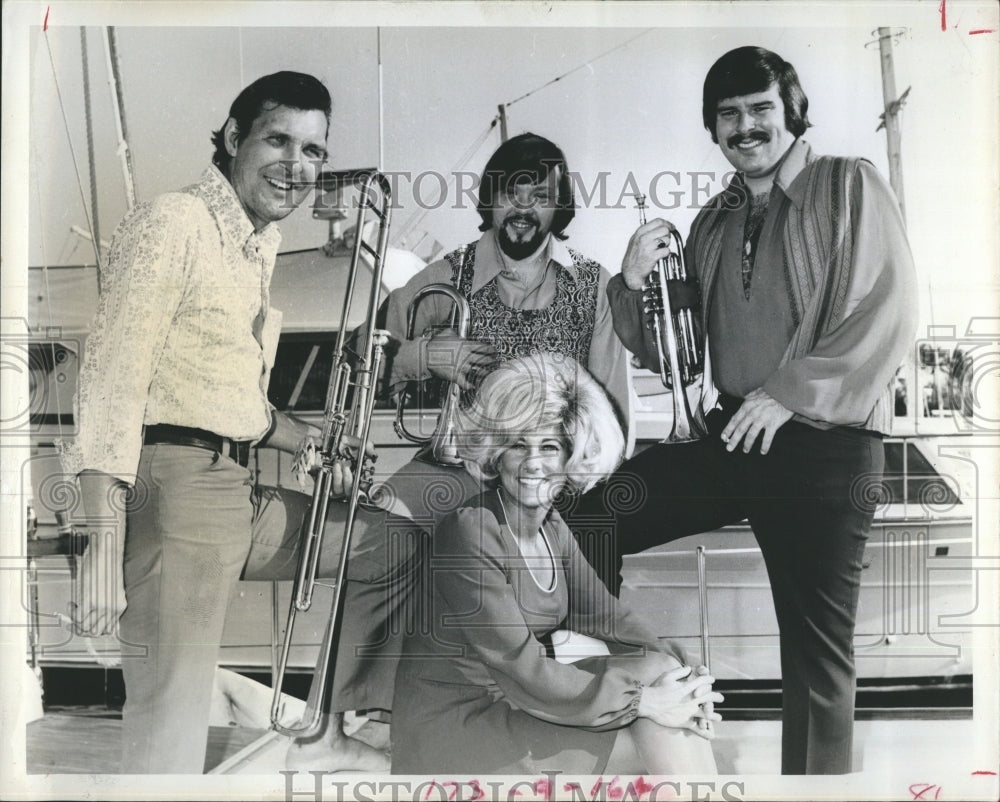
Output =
[
  {"x1": 269, "y1": 332, "x2": 435, "y2": 412},
  {"x1": 882, "y1": 441, "x2": 961, "y2": 506},
  {"x1": 268, "y1": 333, "x2": 342, "y2": 412}
]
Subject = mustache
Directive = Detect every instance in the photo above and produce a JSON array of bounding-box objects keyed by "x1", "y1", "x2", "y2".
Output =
[
  {"x1": 503, "y1": 212, "x2": 541, "y2": 227},
  {"x1": 727, "y1": 130, "x2": 771, "y2": 149}
]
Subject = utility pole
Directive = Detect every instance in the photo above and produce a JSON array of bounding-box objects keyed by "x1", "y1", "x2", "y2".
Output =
[
  {"x1": 877, "y1": 27, "x2": 907, "y2": 225},
  {"x1": 497, "y1": 104, "x2": 508, "y2": 142}
]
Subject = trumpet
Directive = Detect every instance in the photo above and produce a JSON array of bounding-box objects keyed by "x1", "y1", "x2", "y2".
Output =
[
  {"x1": 634, "y1": 194, "x2": 708, "y2": 443},
  {"x1": 393, "y1": 284, "x2": 471, "y2": 467},
  {"x1": 270, "y1": 171, "x2": 393, "y2": 738}
]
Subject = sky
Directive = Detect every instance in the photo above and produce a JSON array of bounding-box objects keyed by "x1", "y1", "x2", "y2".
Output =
[{"x1": 19, "y1": 2, "x2": 1000, "y2": 338}]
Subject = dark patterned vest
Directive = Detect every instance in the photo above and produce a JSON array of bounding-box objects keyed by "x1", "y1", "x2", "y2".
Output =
[{"x1": 445, "y1": 239, "x2": 601, "y2": 369}]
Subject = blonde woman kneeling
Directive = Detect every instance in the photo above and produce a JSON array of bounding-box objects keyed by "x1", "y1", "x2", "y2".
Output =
[{"x1": 391, "y1": 353, "x2": 721, "y2": 775}]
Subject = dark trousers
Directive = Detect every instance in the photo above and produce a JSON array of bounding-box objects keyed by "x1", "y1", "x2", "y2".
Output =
[{"x1": 561, "y1": 405, "x2": 885, "y2": 774}]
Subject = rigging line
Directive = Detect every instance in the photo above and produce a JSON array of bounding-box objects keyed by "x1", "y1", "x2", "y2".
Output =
[
  {"x1": 80, "y1": 28, "x2": 101, "y2": 274},
  {"x1": 390, "y1": 118, "x2": 496, "y2": 243},
  {"x1": 31, "y1": 131, "x2": 67, "y2": 435},
  {"x1": 504, "y1": 29, "x2": 652, "y2": 109},
  {"x1": 43, "y1": 30, "x2": 104, "y2": 275},
  {"x1": 55, "y1": 230, "x2": 78, "y2": 265},
  {"x1": 391, "y1": 118, "x2": 498, "y2": 247}
]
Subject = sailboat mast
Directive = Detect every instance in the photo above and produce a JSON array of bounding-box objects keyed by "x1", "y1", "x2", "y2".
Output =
[
  {"x1": 103, "y1": 26, "x2": 137, "y2": 210},
  {"x1": 378, "y1": 28, "x2": 384, "y2": 169}
]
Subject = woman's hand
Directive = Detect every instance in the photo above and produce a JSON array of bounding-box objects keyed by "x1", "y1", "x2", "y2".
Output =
[{"x1": 637, "y1": 665, "x2": 724, "y2": 739}]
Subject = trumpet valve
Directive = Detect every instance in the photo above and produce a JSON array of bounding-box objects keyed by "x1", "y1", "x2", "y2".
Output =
[{"x1": 641, "y1": 288, "x2": 665, "y2": 314}]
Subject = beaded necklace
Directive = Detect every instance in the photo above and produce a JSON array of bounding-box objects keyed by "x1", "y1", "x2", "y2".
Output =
[{"x1": 496, "y1": 489, "x2": 557, "y2": 593}]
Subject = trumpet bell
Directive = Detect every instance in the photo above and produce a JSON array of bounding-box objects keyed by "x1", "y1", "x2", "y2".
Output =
[{"x1": 633, "y1": 194, "x2": 708, "y2": 444}]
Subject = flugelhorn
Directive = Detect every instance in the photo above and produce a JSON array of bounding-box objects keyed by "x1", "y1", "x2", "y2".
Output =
[
  {"x1": 393, "y1": 285, "x2": 471, "y2": 467},
  {"x1": 270, "y1": 171, "x2": 393, "y2": 738},
  {"x1": 634, "y1": 194, "x2": 708, "y2": 443}
]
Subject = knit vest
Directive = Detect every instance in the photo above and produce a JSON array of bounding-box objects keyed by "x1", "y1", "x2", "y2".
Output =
[{"x1": 444, "y1": 240, "x2": 601, "y2": 368}]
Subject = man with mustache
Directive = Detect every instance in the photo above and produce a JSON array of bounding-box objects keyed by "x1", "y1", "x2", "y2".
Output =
[
  {"x1": 64, "y1": 72, "x2": 404, "y2": 773},
  {"x1": 377, "y1": 132, "x2": 630, "y2": 524},
  {"x1": 568, "y1": 46, "x2": 918, "y2": 774}
]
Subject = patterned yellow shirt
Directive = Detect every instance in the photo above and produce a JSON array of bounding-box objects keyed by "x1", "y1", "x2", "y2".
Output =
[{"x1": 61, "y1": 167, "x2": 283, "y2": 485}]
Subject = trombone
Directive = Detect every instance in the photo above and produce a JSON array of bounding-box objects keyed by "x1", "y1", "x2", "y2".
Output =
[
  {"x1": 270, "y1": 171, "x2": 393, "y2": 738},
  {"x1": 634, "y1": 194, "x2": 708, "y2": 443}
]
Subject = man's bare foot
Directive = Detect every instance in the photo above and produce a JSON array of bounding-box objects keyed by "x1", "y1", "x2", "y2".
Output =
[{"x1": 285, "y1": 732, "x2": 390, "y2": 773}]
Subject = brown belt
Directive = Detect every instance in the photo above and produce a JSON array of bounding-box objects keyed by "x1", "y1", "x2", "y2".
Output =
[{"x1": 143, "y1": 423, "x2": 252, "y2": 468}]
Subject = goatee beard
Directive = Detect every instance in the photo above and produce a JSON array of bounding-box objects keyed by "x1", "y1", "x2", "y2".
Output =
[{"x1": 497, "y1": 223, "x2": 547, "y2": 260}]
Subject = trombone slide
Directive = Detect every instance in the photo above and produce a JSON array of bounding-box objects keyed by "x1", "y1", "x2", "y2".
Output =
[{"x1": 269, "y1": 171, "x2": 394, "y2": 739}]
